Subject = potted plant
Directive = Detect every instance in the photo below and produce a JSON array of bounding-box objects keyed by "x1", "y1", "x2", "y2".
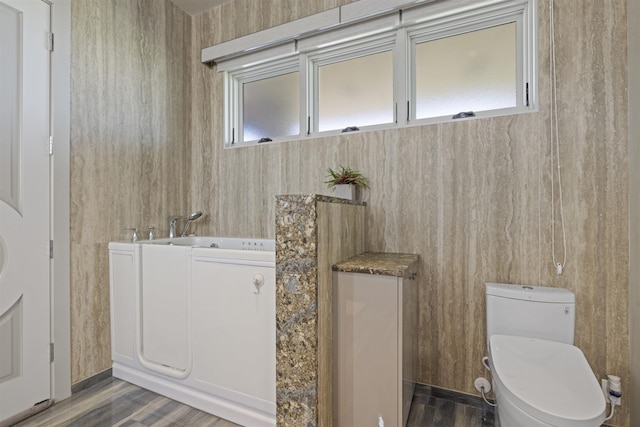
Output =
[{"x1": 325, "y1": 165, "x2": 369, "y2": 201}]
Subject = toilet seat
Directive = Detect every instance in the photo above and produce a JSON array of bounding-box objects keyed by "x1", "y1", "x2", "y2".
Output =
[{"x1": 489, "y1": 335, "x2": 606, "y2": 427}]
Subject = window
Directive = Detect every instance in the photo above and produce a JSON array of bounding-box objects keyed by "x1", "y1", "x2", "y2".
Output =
[
  {"x1": 317, "y1": 50, "x2": 394, "y2": 132},
  {"x1": 214, "y1": 0, "x2": 535, "y2": 147},
  {"x1": 243, "y1": 72, "x2": 299, "y2": 142},
  {"x1": 413, "y1": 23, "x2": 518, "y2": 120},
  {"x1": 307, "y1": 32, "x2": 396, "y2": 133},
  {"x1": 227, "y1": 57, "x2": 299, "y2": 144}
]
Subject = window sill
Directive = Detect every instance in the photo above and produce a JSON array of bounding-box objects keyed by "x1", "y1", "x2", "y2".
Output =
[{"x1": 224, "y1": 106, "x2": 537, "y2": 149}]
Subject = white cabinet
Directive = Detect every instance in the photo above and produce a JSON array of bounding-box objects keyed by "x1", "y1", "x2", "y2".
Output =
[
  {"x1": 333, "y1": 253, "x2": 418, "y2": 427},
  {"x1": 108, "y1": 240, "x2": 276, "y2": 426}
]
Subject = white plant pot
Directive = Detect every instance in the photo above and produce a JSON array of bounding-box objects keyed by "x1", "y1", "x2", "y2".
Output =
[{"x1": 334, "y1": 184, "x2": 361, "y2": 201}]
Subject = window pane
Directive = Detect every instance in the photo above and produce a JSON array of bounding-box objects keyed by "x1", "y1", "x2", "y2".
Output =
[
  {"x1": 318, "y1": 50, "x2": 393, "y2": 132},
  {"x1": 415, "y1": 23, "x2": 517, "y2": 119},
  {"x1": 0, "y1": 3, "x2": 21, "y2": 213},
  {"x1": 243, "y1": 72, "x2": 299, "y2": 142}
]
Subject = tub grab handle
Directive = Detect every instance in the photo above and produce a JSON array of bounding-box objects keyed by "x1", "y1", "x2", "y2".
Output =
[{"x1": 253, "y1": 274, "x2": 264, "y2": 294}]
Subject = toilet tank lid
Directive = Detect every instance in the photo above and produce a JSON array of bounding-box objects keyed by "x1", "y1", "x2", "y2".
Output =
[{"x1": 485, "y1": 282, "x2": 575, "y2": 303}]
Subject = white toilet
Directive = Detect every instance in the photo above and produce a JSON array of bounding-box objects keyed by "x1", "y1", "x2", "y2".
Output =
[{"x1": 485, "y1": 282, "x2": 606, "y2": 427}]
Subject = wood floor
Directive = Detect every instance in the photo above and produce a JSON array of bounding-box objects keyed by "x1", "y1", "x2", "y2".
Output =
[
  {"x1": 11, "y1": 378, "x2": 239, "y2": 427},
  {"x1": 407, "y1": 385, "x2": 495, "y2": 427},
  {"x1": 11, "y1": 378, "x2": 494, "y2": 427}
]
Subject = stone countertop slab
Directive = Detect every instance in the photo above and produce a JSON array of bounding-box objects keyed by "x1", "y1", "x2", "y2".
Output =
[
  {"x1": 277, "y1": 193, "x2": 367, "y2": 206},
  {"x1": 333, "y1": 252, "x2": 419, "y2": 277}
]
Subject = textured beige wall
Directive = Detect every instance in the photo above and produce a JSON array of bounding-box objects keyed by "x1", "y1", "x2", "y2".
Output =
[
  {"x1": 68, "y1": 0, "x2": 631, "y2": 425},
  {"x1": 70, "y1": 0, "x2": 191, "y2": 383},
  {"x1": 191, "y1": 0, "x2": 629, "y2": 425},
  {"x1": 628, "y1": 0, "x2": 639, "y2": 423}
]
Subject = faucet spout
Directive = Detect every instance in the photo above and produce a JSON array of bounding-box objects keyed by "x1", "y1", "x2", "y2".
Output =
[{"x1": 169, "y1": 216, "x2": 182, "y2": 239}]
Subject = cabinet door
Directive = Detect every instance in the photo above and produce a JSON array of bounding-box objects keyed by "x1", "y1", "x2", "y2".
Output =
[
  {"x1": 334, "y1": 272, "x2": 399, "y2": 427},
  {"x1": 191, "y1": 258, "x2": 276, "y2": 408},
  {"x1": 109, "y1": 247, "x2": 138, "y2": 362},
  {"x1": 140, "y1": 244, "x2": 190, "y2": 371}
]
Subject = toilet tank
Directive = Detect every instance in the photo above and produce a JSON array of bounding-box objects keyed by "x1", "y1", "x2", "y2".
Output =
[{"x1": 485, "y1": 282, "x2": 575, "y2": 345}]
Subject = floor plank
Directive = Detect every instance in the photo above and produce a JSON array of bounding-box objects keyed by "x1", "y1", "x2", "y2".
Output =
[
  {"x1": 12, "y1": 378, "x2": 494, "y2": 426},
  {"x1": 407, "y1": 384, "x2": 495, "y2": 427},
  {"x1": 12, "y1": 378, "x2": 240, "y2": 427}
]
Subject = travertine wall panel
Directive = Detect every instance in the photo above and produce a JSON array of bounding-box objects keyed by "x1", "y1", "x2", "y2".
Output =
[
  {"x1": 191, "y1": 0, "x2": 629, "y2": 425},
  {"x1": 70, "y1": 0, "x2": 191, "y2": 383},
  {"x1": 69, "y1": 0, "x2": 630, "y2": 425},
  {"x1": 628, "y1": 0, "x2": 640, "y2": 423}
]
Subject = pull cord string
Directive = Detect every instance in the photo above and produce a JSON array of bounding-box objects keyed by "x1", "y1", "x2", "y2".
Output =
[{"x1": 549, "y1": 0, "x2": 567, "y2": 275}]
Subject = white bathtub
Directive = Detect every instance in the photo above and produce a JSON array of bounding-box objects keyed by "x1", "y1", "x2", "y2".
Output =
[{"x1": 108, "y1": 237, "x2": 276, "y2": 426}]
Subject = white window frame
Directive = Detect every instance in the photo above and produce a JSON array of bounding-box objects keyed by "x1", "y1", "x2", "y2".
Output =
[
  {"x1": 226, "y1": 56, "x2": 301, "y2": 146},
  {"x1": 306, "y1": 31, "x2": 397, "y2": 136},
  {"x1": 404, "y1": 0, "x2": 535, "y2": 124},
  {"x1": 218, "y1": 0, "x2": 536, "y2": 148}
]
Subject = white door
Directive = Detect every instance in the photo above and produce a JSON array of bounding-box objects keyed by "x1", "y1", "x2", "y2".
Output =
[{"x1": 0, "y1": 0, "x2": 52, "y2": 422}]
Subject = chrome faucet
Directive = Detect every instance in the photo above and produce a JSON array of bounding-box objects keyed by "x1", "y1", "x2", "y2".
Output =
[
  {"x1": 169, "y1": 211, "x2": 203, "y2": 238},
  {"x1": 169, "y1": 216, "x2": 181, "y2": 238}
]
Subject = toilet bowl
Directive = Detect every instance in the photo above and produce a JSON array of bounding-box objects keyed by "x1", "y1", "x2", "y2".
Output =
[
  {"x1": 490, "y1": 335, "x2": 606, "y2": 427},
  {"x1": 485, "y1": 283, "x2": 607, "y2": 427}
]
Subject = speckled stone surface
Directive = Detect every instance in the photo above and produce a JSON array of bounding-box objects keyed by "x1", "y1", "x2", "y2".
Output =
[
  {"x1": 275, "y1": 194, "x2": 365, "y2": 427},
  {"x1": 275, "y1": 195, "x2": 319, "y2": 426},
  {"x1": 333, "y1": 252, "x2": 419, "y2": 277}
]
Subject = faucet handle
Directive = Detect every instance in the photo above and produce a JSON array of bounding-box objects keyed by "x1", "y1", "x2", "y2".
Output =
[
  {"x1": 148, "y1": 226, "x2": 156, "y2": 240},
  {"x1": 126, "y1": 227, "x2": 139, "y2": 242}
]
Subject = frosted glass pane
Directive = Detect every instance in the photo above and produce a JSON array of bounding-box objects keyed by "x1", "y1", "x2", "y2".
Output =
[
  {"x1": 243, "y1": 72, "x2": 299, "y2": 142},
  {"x1": 415, "y1": 23, "x2": 517, "y2": 119},
  {"x1": 318, "y1": 50, "x2": 393, "y2": 132},
  {"x1": 0, "y1": 3, "x2": 21, "y2": 213}
]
